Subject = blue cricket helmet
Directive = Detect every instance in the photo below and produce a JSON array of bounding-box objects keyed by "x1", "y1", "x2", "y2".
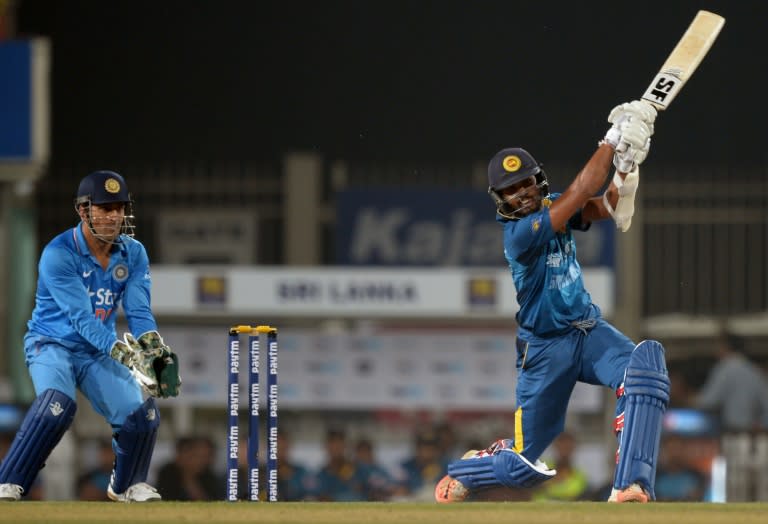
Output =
[
  {"x1": 487, "y1": 147, "x2": 546, "y2": 192},
  {"x1": 487, "y1": 147, "x2": 549, "y2": 220},
  {"x1": 75, "y1": 170, "x2": 131, "y2": 206},
  {"x1": 74, "y1": 170, "x2": 136, "y2": 240}
]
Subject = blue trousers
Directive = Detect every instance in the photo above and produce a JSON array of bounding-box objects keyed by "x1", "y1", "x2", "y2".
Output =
[
  {"x1": 24, "y1": 334, "x2": 144, "y2": 430},
  {"x1": 513, "y1": 319, "x2": 633, "y2": 461}
]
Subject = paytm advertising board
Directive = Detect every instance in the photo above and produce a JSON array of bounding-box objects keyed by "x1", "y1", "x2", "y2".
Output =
[{"x1": 336, "y1": 189, "x2": 614, "y2": 267}]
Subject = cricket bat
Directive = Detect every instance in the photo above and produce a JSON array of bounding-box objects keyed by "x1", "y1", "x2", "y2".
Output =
[{"x1": 641, "y1": 10, "x2": 725, "y2": 111}]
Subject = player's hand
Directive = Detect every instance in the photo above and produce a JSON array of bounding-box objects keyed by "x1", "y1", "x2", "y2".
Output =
[
  {"x1": 110, "y1": 339, "x2": 137, "y2": 367},
  {"x1": 155, "y1": 351, "x2": 182, "y2": 398},
  {"x1": 132, "y1": 330, "x2": 181, "y2": 398},
  {"x1": 123, "y1": 332, "x2": 161, "y2": 397},
  {"x1": 608, "y1": 100, "x2": 657, "y2": 129},
  {"x1": 602, "y1": 100, "x2": 657, "y2": 149},
  {"x1": 613, "y1": 119, "x2": 652, "y2": 172}
]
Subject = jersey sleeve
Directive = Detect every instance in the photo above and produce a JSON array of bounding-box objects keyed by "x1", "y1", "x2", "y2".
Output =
[
  {"x1": 121, "y1": 242, "x2": 158, "y2": 337},
  {"x1": 38, "y1": 246, "x2": 119, "y2": 353}
]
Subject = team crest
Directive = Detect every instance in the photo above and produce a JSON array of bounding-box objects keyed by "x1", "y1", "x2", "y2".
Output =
[
  {"x1": 113, "y1": 264, "x2": 129, "y2": 282},
  {"x1": 532, "y1": 217, "x2": 541, "y2": 232},
  {"x1": 502, "y1": 155, "x2": 522, "y2": 172},
  {"x1": 105, "y1": 178, "x2": 121, "y2": 193}
]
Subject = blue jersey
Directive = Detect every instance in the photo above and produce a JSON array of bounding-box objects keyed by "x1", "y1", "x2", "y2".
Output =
[
  {"x1": 26, "y1": 224, "x2": 157, "y2": 354},
  {"x1": 500, "y1": 193, "x2": 596, "y2": 337}
]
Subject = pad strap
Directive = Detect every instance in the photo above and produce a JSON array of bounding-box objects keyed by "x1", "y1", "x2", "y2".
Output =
[
  {"x1": 111, "y1": 397, "x2": 160, "y2": 493},
  {"x1": 0, "y1": 389, "x2": 76, "y2": 493}
]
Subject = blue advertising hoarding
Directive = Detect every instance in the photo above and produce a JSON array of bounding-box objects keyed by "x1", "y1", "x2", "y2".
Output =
[
  {"x1": 0, "y1": 40, "x2": 33, "y2": 159},
  {"x1": 336, "y1": 188, "x2": 615, "y2": 268}
]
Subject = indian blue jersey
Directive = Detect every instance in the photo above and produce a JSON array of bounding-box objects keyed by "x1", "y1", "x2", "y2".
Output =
[
  {"x1": 26, "y1": 223, "x2": 157, "y2": 354},
  {"x1": 500, "y1": 193, "x2": 596, "y2": 337}
]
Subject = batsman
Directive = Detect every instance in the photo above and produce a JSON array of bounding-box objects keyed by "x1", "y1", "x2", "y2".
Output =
[
  {"x1": 0, "y1": 170, "x2": 181, "y2": 502},
  {"x1": 436, "y1": 100, "x2": 669, "y2": 503}
]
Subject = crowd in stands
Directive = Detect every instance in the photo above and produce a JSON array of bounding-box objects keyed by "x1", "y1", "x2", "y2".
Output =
[{"x1": 2, "y1": 331, "x2": 765, "y2": 502}]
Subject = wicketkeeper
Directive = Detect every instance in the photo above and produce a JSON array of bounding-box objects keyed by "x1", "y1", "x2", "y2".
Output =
[{"x1": 0, "y1": 170, "x2": 181, "y2": 502}]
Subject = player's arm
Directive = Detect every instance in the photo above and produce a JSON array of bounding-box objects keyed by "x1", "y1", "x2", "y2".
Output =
[
  {"x1": 120, "y1": 241, "x2": 181, "y2": 398},
  {"x1": 121, "y1": 242, "x2": 158, "y2": 336},
  {"x1": 582, "y1": 166, "x2": 641, "y2": 231},
  {"x1": 549, "y1": 144, "x2": 615, "y2": 231},
  {"x1": 556, "y1": 101, "x2": 656, "y2": 230}
]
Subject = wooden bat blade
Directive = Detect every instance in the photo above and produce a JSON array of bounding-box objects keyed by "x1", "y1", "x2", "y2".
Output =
[{"x1": 641, "y1": 10, "x2": 725, "y2": 111}]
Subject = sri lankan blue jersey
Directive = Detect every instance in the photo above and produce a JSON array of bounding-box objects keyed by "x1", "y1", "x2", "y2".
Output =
[
  {"x1": 500, "y1": 193, "x2": 596, "y2": 337},
  {"x1": 26, "y1": 224, "x2": 157, "y2": 354}
]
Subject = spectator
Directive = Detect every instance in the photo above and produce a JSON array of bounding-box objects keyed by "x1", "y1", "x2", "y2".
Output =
[
  {"x1": 77, "y1": 440, "x2": 114, "y2": 500},
  {"x1": 274, "y1": 431, "x2": 316, "y2": 501},
  {"x1": 398, "y1": 430, "x2": 448, "y2": 499},
  {"x1": 694, "y1": 332, "x2": 768, "y2": 433},
  {"x1": 655, "y1": 434, "x2": 707, "y2": 501},
  {"x1": 315, "y1": 429, "x2": 367, "y2": 501},
  {"x1": 532, "y1": 431, "x2": 589, "y2": 501},
  {"x1": 354, "y1": 438, "x2": 402, "y2": 501},
  {"x1": 156, "y1": 436, "x2": 221, "y2": 500},
  {"x1": 433, "y1": 422, "x2": 462, "y2": 465}
]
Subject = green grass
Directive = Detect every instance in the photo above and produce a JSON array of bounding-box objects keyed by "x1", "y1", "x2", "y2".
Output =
[{"x1": 2, "y1": 501, "x2": 768, "y2": 524}]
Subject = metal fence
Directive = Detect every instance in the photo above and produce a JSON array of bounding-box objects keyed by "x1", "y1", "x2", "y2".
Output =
[{"x1": 643, "y1": 166, "x2": 768, "y2": 316}]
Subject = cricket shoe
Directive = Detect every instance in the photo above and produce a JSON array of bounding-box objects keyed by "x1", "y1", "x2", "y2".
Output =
[
  {"x1": 0, "y1": 484, "x2": 23, "y2": 501},
  {"x1": 107, "y1": 481, "x2": 162, "y2": 502},
  {"x1": 435, "y1": 474, "x2": 470, "y2": 503},
  {"x1": 608, "y1": 483, "x2": 649, "y2": 503}
]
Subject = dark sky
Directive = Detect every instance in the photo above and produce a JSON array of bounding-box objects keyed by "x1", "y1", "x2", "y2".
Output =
[{"x1": 13, "y1": 0, "x2": 764, "y2": 166}]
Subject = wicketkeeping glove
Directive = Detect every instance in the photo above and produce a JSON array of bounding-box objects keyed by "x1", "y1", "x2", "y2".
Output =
[
  {"x1": 110, "y1": 338, "x2": 137, "y2": 367},
  {"x1": 123, "y1": 331, "x2": 182, "y2": 398}
]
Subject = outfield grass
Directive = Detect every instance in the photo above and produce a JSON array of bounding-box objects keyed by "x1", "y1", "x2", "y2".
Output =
[{"x1": 2, "y1": 501, "x2": 768, "y2": 524}]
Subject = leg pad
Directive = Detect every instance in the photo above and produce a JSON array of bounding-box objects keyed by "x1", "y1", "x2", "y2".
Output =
[
  {"x1": 614, "y1": 340, "x2": 669, "y2": 500},
  {"x1": 0, "y1": 389, "x2": 76, "y2": 493},
  {"x1": 447, "y1": 449, "x2": 556, "y2": 490},
  {"x1": 111, "y1": 397, "x2": 160, "y2": 493}
]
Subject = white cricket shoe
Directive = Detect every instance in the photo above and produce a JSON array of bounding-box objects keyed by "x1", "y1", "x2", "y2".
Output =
[
  {"x1": 107, "y1": 481, "x2": 162, "y2": 502},
  {"x1": 0, "y1": 483, "x2": 23, "y2": 501}
]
